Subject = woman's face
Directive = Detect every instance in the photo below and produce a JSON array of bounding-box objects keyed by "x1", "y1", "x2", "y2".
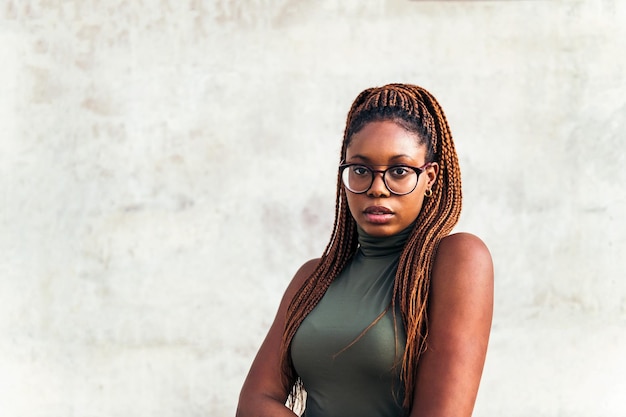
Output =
[{"x1": 344, "y1": 120, "x2": 438, "y2": 237}]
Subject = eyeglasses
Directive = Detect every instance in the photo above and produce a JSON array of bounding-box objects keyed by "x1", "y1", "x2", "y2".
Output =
[{"x1": 339, "y1": 162, "x2": 432, "y2": 196}]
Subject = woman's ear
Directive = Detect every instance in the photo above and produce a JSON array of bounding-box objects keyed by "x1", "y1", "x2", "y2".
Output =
[{"x1": 426, "y1": 162, "x2": 439, "y2": 188}]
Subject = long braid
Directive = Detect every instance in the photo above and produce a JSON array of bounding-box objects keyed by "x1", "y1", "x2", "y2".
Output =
[
  {"x1": 393, "y1": 86, "x2": 462, "y2": 409},
  {"x1": 280, "y1": 84, "x2": 462, "y2": 412}
]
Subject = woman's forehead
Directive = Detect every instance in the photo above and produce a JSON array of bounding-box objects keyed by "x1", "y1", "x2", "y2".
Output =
[{"x1": 345, "y1": 120, "x2": 427, "y2": 163}]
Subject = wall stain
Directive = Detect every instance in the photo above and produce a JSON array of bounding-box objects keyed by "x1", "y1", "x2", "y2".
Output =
[{"x1": 81, "y1": 96, "x2": 114, "y2": 116}]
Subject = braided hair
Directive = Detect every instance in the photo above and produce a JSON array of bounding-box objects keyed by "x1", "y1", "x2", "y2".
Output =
[{"x1": 280, "y1": 83, "x2": 462, "y2": 411}]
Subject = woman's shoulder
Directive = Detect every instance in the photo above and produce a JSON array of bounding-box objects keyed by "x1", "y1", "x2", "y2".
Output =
[
  {"x1": 283, "y1": 258, "x2": 321, "y2": 300},
  {"x1": 293, "y1": 258, "x2": 321, "y2": 282},
  {"x1": 433, "y1": 232, "x2": 493, "y2": 285},
  {"x1": 438, "y1": 232, "x2": 490, "y2": 255}
]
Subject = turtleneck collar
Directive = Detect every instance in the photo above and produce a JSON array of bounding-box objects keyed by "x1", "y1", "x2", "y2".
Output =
[{"x1": 356, "y1": 223, "x2": 414, "y2": 258}]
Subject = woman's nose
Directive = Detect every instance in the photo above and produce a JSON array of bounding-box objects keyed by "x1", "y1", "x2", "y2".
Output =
[{"x1": 367, "y1": 172, "x2": 390, "y2": 197}]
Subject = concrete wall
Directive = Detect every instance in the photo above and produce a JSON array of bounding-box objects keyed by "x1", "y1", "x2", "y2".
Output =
[{"x1": 1, "y1": 1, "x2": 625, "y2": 416}]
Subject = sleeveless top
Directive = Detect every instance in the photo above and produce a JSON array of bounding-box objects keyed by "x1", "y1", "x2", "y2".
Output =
[{"x1": 291, "y1": 225, "x2": 411, "y2": 417}]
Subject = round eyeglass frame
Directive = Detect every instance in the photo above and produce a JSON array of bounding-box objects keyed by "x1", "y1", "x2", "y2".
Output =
[{"x1": 339, "y1": 162, "x2": 432, "y2": 196}]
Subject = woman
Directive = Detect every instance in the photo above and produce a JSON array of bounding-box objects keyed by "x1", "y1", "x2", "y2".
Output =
[{"x1": 237, "y1": 83, "x2": 493, "y2": 417}]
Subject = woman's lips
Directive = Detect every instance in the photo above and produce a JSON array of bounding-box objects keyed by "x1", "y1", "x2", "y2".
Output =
[{"x1": 363, "y1": 206, "x2": 394, "y2": 224}]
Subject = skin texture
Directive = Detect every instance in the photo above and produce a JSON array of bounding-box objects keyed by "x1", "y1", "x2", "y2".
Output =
[{"x1": 236, "y1": 120, "x2": 493, "y2": 417}]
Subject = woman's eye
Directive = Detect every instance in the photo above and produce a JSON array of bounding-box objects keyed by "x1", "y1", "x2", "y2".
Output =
[
  {"x1": 352, "y1": 166, "x2": 369, "y2": 176},
  {"x1": 389, "y1": 167, "x2": 410, "y2": 177}
]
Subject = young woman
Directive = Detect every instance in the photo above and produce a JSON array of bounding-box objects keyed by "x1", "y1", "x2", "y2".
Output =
[{"x1": 236, "y1": 83, "x2": 494, "y2": 417}]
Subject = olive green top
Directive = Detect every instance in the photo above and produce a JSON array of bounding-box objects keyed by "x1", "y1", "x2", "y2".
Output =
[{"x1": 291, "y1": 225, "x2": 411, "y2": 417}]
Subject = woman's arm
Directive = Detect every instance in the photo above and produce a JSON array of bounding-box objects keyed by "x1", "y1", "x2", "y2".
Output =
[
  {"x1": 236, "y1": 258, "x2": 320, "y2": 417},
  {"x1": 410, "y1": 233, "x2": 494, "y2": 417}
]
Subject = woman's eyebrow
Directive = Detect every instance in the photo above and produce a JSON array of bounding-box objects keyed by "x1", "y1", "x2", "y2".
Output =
[
  {"x1": 347, "y1": 154, "x2": 370, "y2": 162},
  {"x1": 348, "y1": 154, "x2": 415, "y2": 163}
]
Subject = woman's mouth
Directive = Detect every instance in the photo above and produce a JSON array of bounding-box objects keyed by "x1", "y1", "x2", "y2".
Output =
[{"x1": 363, "y1": 206, "x2": 394, "y2": 224}]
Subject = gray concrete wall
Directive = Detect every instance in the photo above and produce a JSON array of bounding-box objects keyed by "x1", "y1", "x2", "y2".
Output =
[{"x1": 1, "y1": 1, "x2": 625, "y2": 416}]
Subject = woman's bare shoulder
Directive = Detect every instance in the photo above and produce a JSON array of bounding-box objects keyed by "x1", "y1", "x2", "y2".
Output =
[
  {"x1": 295, "y1": 258, "x2": 321, "y2": 278},
  {"x1": 430, "y1": 232, "x2": 494, "y2": 305},
  {"x1": 435, "y1": 232, "x2": 493, "y2": 281},
  {"x1": 282, "y1": 258, "x2": 321, "y2": 301},
  {"x1": 439, "y1": 232, "x2": 490, "y2": 254}
]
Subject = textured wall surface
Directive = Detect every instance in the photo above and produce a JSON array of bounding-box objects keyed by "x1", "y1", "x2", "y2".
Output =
[{"x1": 1, "y1": 1, "x2": 625, "y2": 416}]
